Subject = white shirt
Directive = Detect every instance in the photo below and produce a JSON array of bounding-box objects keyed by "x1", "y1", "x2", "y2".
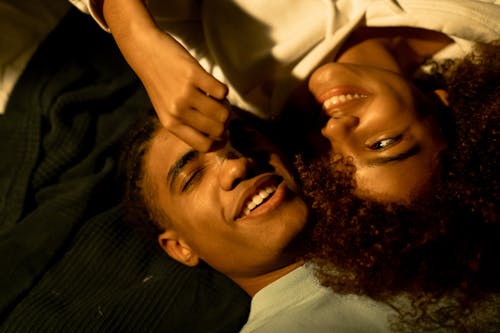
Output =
[
  {"x1": 240, "y1": 265, "x2": 394, "y2": 333},
  {"x1": 4, "y1": 0, "x2": 499, "y2": 117},
  {"x1": 70, "y1": 0, "x2": 500, "y2": 119}
]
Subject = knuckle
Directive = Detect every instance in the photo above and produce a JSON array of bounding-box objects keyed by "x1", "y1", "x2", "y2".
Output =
[
  {"x1": 218, "y1": 84, "x2": 229, "y2": 98},
  {"x1": 217, "y1": 107, "x2": 230, "y2": 123},
  {"x1": 211, "y1": 123, "x2": 225, "y2": 137},
  {"x1": 212, "y1": 82, "x2": 228, "y2": 99},
  {"x1": 177, "y1": 86, "x2": 191, "y2": 102},
  {"x1": 169, "y1": 104, "x2": 184, "y2": 117},
  {"x1": 184, "y1": 67, "x2": 197, "y2": 81},
  {"x1": 161, "y1": 116, "x2": 177, "y2": 129}
]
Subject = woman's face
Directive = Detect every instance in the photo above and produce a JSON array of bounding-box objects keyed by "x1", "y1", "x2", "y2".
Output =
[{"x1": 308, "y1": 62, "x2": 446, "y2": 202}]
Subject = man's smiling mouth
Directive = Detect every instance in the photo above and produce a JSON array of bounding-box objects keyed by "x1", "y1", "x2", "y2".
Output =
[
  {"x1": 236, "y1": 175, "x2": 287, "y2": 220},
  {"x1": 241, "y1": 185, "x2": 277, "y2": 217}
]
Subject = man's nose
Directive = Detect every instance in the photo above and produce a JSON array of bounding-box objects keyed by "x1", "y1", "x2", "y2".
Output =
[
  {"x1": 217, "y1": 144, "x2": 255, "y2": 191},
  {"x1": 321, "y1": 114, "x2": 360, "y2": 142}
]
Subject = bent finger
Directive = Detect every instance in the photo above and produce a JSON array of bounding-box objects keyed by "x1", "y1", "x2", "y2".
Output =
[
  {"x1": 191, "y1": 90, "x2": 231, "y2": 124},
  {"x1": 177, "y1": 108, "x2": 227, "y2": 139},
  {"x1": 195, "y1": 71, "x2": 228, "y2": 100},
  {"x1": 168, "y1": 122, "x2": 217, "y2": 152}
]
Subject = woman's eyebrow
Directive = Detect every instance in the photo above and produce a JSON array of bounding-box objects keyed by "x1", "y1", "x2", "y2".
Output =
[
  {"x1": 167, "y1": 149, "x2": 199, "y2": 191},
  {"x1": 366, "y1": 145, "x2": 420, "y2": 167}
]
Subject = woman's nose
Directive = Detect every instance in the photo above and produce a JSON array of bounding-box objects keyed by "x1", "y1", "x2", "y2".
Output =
[
  {"x1": 321, "y1": 115, "x2": 360, "y2": 142},
  {"x1": 217, "y1": 146, "x2": 255, "y2": 191}
]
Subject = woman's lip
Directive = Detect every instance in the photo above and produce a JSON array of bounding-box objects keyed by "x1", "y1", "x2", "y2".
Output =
[
  {"x1": 316, "y1": 86, "x2": 370, "y2": 116},
  {"x1": 317, "y1": 86, "x2": 371, "y2": 104},
  {"x1": 322, "y1": 93, "x2": 369, "y2": 115}
]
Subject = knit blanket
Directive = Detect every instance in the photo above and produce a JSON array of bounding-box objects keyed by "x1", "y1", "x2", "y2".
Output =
[{"x1": 0, "y1": 8, "x2": 249, "y2": 332}]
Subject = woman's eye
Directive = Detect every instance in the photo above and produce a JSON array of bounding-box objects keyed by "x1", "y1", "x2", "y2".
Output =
[{"x1": 369, "y1": 137, "x2": 401, "y2": 150}]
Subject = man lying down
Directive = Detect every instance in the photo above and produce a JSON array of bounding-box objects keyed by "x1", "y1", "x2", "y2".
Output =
[{"x1": 119, "y1": 113, "x2": 394, "y2": 333}]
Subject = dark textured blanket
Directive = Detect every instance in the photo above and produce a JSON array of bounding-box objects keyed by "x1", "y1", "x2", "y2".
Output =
[{"x1": 0, "y1": 8, "x2": 249, "y2": 332}]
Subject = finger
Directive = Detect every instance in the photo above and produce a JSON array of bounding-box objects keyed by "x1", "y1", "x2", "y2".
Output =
[
  {"x1": 177, "y1": 107, "x2": 227, "y2": 139},
  {"x1": 195, "y1": 71, "x2": 228, "y2": 100},
  {"x1": 163, "y1": 85, "x2": 230, "y2": 124},
  {"x1": 190, "y1": 90, "x2": 231, "y2": 124},
  {"x1": 207, "y1": 136, "x2": 228, "y2": 152},
  {"x1": 168, "y1": 122, "x2": 216, "y2": 153}
]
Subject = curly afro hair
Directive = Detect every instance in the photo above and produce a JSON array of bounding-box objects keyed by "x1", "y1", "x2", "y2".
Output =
[{"x1": 297, "y1": 42, "x2": 500, "y2": 332}]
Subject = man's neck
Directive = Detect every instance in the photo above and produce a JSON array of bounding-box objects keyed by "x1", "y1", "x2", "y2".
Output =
[{"x1": 235, "y1": 261, "x2": 304, "y2": 297}]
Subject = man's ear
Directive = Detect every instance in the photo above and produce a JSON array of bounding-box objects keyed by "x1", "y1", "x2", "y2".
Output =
[
  {"x1": 158, "y1": 230, "x2": 199, "y2": 267},
  {"x1": 432, "y1": 89, "x2": 449, "y2": 107}
]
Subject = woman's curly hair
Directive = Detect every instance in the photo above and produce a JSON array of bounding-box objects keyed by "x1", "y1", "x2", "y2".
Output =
[{"x1": 296, "y1": 42, "x2": 500, "y2": 332}]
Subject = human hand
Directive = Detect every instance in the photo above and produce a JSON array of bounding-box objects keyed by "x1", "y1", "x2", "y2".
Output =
[
  {"x1": 102, "y1": 0, "x2": 230, "y2": 151},
  {"x1": 132, "y1": 29, "x2": 231, "y2": 151}
]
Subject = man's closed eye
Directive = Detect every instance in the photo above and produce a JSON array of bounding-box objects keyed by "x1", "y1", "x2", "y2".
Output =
[{"x1": 181, "y1": 167, "x2": 206, "y2": 192}]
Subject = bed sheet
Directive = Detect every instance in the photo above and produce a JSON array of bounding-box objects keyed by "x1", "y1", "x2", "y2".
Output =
[
  {"x1": 0, "y1": 0, "x2": 70, "y2": 115},
  {"x1": 0, "y1": 7, "x2": 249, "y2": 332}
]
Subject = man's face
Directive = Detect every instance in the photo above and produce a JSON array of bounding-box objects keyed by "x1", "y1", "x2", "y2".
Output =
[{"x1": 144, "y1": 123, "x2": 308, "y2": 281}]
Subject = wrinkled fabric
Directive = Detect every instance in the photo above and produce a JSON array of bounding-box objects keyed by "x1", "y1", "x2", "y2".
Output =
[{"x1": 0, "y1": 8, "x2": 250, "y2": 332}]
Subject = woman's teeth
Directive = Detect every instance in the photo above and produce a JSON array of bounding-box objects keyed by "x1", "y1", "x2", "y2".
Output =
[
  {"x1": 242, "y1": 185, "x2": 277, "y2": 217},
  {"x1": 323, "y1": 93, "x2": 367, "y2": 110}
]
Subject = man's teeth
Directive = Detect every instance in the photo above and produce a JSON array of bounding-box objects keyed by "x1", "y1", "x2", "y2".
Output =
[
  {"x1": 243, "y1": 186, "x2": 277, "y2": 217},
  {"x1": 323, "y1": 93, "x2": 367, "y2": 110}
]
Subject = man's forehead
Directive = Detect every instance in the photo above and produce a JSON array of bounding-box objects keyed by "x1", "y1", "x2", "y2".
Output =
[
  {"x1": 149, "y1": 128, "x2": 189, "y2": 170},
  {"x1": 155, "y1": 127, "x2": 174, "y2": 143},
  {"x1": 147, "y1": 128, "x2": 198, "y2": 192},
  {"x1": 153, "y1": 128, "x2": 189, "y2": 153}
]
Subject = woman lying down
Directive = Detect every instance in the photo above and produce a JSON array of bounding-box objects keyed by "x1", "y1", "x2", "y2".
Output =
[{"x1": 296, "y1": 40, "x2": 499, "y2": 332}]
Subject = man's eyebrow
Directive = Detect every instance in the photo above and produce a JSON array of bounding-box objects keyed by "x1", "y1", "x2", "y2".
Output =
[
  {"x1": 366, "y1": 145, "x2": 420, "y2": 167},
  {"x1": 167, "y1": 149, "x2": 199, "y2": 191}
]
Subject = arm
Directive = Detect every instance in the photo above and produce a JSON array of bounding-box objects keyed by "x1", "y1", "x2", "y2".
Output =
[{"x1": 101, "y1": 0, "x2": 230, "y2": 151}]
